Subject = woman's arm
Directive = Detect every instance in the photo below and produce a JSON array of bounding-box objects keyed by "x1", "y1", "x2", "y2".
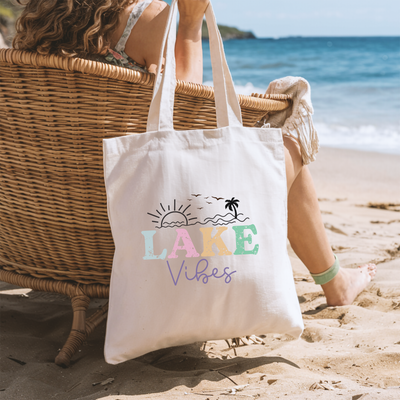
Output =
[
  {"x1": 175, "y1": 0, "x2": 209, "y2": 83},
  {"x1": 121, "y1": 0, "x2": 209, "y2": 84}
]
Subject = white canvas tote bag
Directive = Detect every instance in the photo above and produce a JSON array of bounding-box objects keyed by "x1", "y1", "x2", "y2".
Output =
[{"x1": 103, "y1": 0, "x2": 303, "y2": 365}]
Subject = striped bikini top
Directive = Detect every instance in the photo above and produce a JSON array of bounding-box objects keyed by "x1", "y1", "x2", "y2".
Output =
[{"x1": 103, "y1": 0, "x2": 154, "y2": 72}]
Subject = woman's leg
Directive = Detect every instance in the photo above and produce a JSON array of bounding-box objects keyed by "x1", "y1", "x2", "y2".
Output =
[{"x1": 284, "y1": 137, "x2": 376, "y2": 306}]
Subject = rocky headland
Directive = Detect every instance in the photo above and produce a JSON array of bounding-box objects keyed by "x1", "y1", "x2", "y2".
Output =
[{"x1": 202, "y1": 20, "x2": 256, "y2": 40}]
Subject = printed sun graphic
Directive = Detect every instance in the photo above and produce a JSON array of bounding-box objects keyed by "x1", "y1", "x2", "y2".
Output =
[
  {"x1": 148, "y1": 195, "x2": 250, "y2": 229},
  {"x1": 148, "y1": 200, "x2": 197, "y2": 228}
]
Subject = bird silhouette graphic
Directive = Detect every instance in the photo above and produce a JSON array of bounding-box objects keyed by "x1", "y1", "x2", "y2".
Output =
[
  {"x1": 198, "y1": 207, "x2": 203, "y2": 210},
  {"x1": 192, "y1": 194, "x2": 201, "y2": 197},
  {"x1": 212, "y1": 196, "x2": 224, "y2": 201},
  {"x1": 206, "y1": 201, "x2": 212, "y2": 204}
]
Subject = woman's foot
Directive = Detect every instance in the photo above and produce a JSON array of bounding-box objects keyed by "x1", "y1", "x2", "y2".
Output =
[{"x1": 321, "y1": 263, "x2": 377, "y2": 306}]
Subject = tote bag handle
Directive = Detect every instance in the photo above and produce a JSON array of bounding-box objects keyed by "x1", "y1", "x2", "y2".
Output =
[{"x1": 146, "y1": 0, "x2": 243, "y2": 132}]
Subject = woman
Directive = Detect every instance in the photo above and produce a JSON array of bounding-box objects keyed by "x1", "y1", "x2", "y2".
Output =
[{"x1": 13, "y1": 0, "x2": 376, "y2": 306}]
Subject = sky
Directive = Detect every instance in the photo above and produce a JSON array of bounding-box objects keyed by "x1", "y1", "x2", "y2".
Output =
[{"x1": 166, "y1": 0, "x2": 400, "y2": 38}]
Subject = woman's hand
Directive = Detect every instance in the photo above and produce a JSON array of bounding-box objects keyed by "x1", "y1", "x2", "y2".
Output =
[
  {"x1": 177, "y1": 0, "x2": 210, "y2": 31},
  {"x1": 175, "y1": 0, "x2": 210, "y2": 83}
]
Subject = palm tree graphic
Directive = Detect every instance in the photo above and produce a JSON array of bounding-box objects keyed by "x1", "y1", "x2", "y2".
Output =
[{"x1": 225, "y1": 197, "x2": 240, "y2": 219}]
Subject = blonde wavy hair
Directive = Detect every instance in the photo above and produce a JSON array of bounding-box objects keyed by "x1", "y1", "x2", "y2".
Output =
[{"x1": 13, "y1": 0, "x2": 135, "y2": 57}]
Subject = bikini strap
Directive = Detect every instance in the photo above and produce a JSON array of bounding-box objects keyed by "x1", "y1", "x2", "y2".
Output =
[{"x1": 114, "y1": 0, "x2": 154, "y2": 53}]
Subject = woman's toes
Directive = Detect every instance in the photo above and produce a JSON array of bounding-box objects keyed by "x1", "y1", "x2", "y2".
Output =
[
  {"x1": 366, "y1": 263, "x2": 377, "y2": 277},
  {"x1": 358, "y1": 263, "x2": 377, "y2": 275}
]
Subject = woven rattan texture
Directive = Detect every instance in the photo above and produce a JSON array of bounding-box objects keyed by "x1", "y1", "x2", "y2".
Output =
[{"x1": 0, "y1": 49, "x2": 291, "y2": 285}]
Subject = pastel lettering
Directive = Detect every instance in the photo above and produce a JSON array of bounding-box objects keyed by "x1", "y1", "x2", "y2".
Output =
[
  {"x1": 181, "y1": 258, "x2": 236, "y2": 285},
  {"x1": 200, "y1": 227, "x2": 232, "y2": 257},
  {"x1": 233, "y1": 224, "x2": 259, "y2": 255},
  {"x1": 166, "y1": 260, "x2": 185, "y2": 286},
  {"x1": 168, "y1": 228, "x2": 200, "y2": 259},
  {"x1": 141, "y1": 230, "x2": 167, "y2": 260}
]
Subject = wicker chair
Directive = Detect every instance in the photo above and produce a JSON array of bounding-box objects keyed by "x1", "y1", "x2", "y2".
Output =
[{"x1": 0, "y1": 48, "x2": 291, "y2": 367}]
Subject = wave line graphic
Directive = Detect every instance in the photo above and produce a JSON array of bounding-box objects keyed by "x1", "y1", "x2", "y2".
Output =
[
  {"x1": 212, "y1": 217, "x2": 249, "y2": 226},
  {"x1": 156, "y1": 213, "x2": 250, "y2": 229}
]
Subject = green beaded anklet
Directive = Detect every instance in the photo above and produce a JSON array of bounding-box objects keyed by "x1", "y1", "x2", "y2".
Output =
[{"x1": 311, "y1": 254, "x2": 340, "y2": 285}]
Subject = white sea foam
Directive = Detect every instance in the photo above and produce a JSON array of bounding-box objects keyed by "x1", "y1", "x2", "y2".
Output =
[
  {"x1": 234, "y1": 82, "x2": 267, "y2": 96},
  {"x1": 315, "y1": 123, "x2": 400, "y2": 155},
  {"x1": 203, "y1": 81, "x2": 267, "y2": 96},
  {"x1": 202, "y1": 80, "x2": 400, "y2": 154}
]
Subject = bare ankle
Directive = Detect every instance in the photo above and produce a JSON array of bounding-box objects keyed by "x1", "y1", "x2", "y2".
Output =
[{"x1": 320, "y1": 264, "x2": 376, "y2": 306}]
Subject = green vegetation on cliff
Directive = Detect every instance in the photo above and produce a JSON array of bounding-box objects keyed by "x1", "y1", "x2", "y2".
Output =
[{"x1": 202, "y1": 21, "x2": 256, "y2": 40}]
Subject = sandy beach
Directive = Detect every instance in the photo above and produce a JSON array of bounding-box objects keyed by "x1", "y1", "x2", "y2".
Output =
[{"x1": 1, "y1": 146, "x2": 399, "y2": 400}]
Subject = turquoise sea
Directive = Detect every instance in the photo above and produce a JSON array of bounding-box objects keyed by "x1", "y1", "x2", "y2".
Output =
[{"x1": 202, "y1": 37, "x2": 400, "y2": 154}]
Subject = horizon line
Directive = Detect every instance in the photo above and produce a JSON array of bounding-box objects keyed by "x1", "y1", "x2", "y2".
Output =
[{"x1": 251, "y1": 35, "x2": 400, "y2": 39}]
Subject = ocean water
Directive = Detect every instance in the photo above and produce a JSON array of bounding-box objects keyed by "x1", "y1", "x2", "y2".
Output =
[{"x1": 203, "y1": 37, "x2": 400, "y2": 154}]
